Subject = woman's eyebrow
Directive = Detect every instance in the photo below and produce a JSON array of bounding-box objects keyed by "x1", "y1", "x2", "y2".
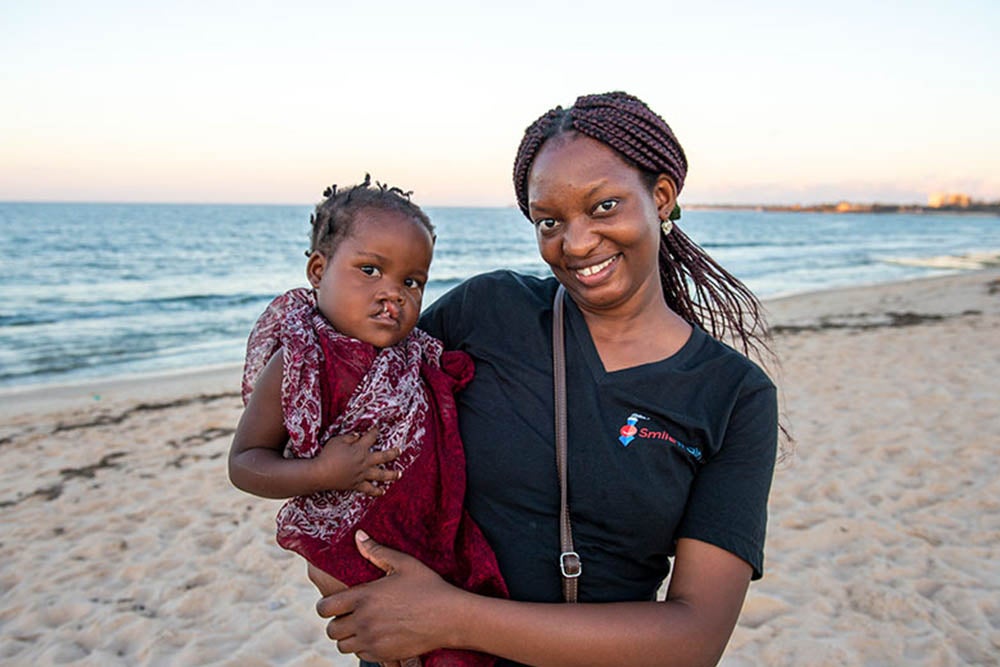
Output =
[{"x1": 530, "y1": 181, "x2": 611, "y2": 213}]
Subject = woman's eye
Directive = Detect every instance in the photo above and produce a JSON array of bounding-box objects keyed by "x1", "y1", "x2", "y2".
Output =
[
  {"x1": 594, "y1": 199, "x2": 618, "y2": 214},
  {"x1": 360, "y1": 265, "x2": 381, "y2": 277},
  {"x1": 535, "y1": 218, "x2": 559, "y2": 231}
]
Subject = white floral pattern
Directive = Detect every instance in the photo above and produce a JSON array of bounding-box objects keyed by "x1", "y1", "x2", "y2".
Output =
[{"x1": 242, "y1": 288, "x2": 440, "y2": 546}]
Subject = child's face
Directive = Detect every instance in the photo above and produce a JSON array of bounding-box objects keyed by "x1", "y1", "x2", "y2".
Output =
[{"x1": 307, "y1": 208, "x2": 433, "y2": 348}]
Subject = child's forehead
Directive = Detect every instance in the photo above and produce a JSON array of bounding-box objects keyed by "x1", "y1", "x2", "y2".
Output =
[
  {"x1": 339, "y1": 210, "x2": 433, "y2": 264},
  {"x1": 351, "y1": 205, "x2": 420, "y2": 227}
]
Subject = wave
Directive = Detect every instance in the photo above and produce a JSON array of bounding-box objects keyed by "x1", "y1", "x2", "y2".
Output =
[{"x1": 879, "y1": 251, "x2": 1000, "y2": 271}]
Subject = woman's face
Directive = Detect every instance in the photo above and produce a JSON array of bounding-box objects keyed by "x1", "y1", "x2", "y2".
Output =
[{"x1": 527, "y1": 132, "x2": 676, "y2": 317}]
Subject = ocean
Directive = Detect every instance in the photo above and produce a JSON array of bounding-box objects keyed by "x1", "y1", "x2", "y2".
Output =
[{"x1": 1, "y1": 202, "x2": 998, "y2": 389}]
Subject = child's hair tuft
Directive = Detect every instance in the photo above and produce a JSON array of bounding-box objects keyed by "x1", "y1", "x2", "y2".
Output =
[{"x1": 308, "y1": 173, "x2": 434, "y2": 256}]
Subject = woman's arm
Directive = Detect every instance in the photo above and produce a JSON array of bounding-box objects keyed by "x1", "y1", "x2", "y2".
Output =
[
  {"x1": 319, "y1": 532, "x2": 751, "y2": 667},
  {"x1": 227, "y1": 350, "x2": 400, "y2": 498}
]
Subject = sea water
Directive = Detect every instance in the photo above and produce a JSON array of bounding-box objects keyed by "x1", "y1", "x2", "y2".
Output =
[{"x1": 1, "y1": 202, "x2": 998, "y2": 388}]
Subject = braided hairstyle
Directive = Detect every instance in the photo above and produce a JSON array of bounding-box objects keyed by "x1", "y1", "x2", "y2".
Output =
[
  {"x1": 513, "y1": 91, "x2": 769, "y2": 360},
  {"x1": 308, "y1": 173, "x2": 434, "y2": 257}
]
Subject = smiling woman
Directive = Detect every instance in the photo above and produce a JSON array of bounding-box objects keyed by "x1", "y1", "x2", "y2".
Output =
[{"x1": 315, "y1": 92, "x2": 780, "y2": 667}]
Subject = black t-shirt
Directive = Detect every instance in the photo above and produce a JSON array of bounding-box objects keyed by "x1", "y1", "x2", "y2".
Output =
[{"x1": 420, "y1": 270, "x2": 777, "y2": 606}]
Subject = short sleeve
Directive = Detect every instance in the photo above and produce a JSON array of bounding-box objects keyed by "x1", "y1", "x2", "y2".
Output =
[{"x1": 675, "y1": 383, "x2": 778, "y2": 579}]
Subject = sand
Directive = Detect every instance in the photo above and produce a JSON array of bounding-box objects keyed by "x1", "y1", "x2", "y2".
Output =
[{"x1": 2, "y1": 270, "x2": 998, "y2": 666}]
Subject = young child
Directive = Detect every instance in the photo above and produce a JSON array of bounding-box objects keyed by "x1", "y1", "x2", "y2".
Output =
[{"x1": 229, "y1": 176, "x2": 506, "y2": 667}]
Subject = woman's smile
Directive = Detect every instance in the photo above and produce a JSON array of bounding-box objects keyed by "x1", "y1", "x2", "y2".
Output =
[{"x1": 572, "y1": 253, "x2": 620, "y2": 282}]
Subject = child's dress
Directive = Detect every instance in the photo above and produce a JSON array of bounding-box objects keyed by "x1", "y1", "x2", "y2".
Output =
[{"x1": 242, "y1": 288, "x2": 507, "y2": 667}]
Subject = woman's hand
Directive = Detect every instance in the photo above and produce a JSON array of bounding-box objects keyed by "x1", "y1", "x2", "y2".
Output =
[
  {"x1": 317, "y1": 530, "x2": 464, "y2": 663},
  {"x1": 313, "y1": 428, "x2": 401, "y2": 496}
]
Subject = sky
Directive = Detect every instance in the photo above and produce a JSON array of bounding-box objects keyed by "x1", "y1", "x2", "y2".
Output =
[{"x1": 2, "y1": 0, "x2": 998, "y2": 206}]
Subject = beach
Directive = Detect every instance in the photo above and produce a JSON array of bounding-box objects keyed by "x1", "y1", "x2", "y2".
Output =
[{"x1": 1, "y1": 270, "x2": 998, "y2": 666}]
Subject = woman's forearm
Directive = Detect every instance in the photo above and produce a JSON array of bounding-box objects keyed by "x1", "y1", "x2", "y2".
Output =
[
  {"x1": 322, "y1": 531, "x2": 750, "y2": 666},
  {"x1": 450, "y1": 594, "x2": 727, "y2": 667},
  {"x1": 451, "y1": 538, "x2": 749, "y2": 666}
]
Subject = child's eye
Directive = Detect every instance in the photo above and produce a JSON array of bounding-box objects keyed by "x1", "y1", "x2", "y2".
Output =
[
  {"x1": 360, "y1": 265, "x2": 382, "y2": 277},
  {"x1": 594, "y1": 199, "x2": 618, "y2": 214},
  {"x1": 404, "y1": 277, "x2": 424, "y2": 290}
]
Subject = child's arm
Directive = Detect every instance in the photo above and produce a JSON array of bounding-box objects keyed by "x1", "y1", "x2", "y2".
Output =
[{"x1": 228, "y1": 350, "x2": 402, "y2": 499}]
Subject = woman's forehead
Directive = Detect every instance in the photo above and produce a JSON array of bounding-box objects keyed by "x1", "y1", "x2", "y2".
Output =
[{"x1": 529, "y1": 134, "x2": 641, "y2": 198}]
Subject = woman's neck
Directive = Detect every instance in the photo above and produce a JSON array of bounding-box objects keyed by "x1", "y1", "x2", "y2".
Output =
[{"x1": 577, "y1": 290, "x2": 693, "y2": 372}]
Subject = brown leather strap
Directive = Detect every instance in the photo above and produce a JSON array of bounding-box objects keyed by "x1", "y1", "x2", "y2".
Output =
[{"x1": 552, "y1": 285, "x2": 580, "y2": 602}]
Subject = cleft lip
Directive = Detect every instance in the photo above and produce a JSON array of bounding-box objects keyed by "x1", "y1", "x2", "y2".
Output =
[{"x1": 373, "y1": 299, "x2": 401, "y2": 322}]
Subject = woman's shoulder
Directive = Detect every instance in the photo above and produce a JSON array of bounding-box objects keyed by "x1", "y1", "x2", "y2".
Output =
[
  {"x1": 431, "y1": 270, "x2": 557, "y2": 317},
  {"x1": 686, "y1": 327, "x2": 776, "y2": 394},
  {"x1": 457, "y1": 270, "x2": 556, "y2": 297},
  {"x1": 421, "y1": 271, "x2": 557, "y2": 346}
]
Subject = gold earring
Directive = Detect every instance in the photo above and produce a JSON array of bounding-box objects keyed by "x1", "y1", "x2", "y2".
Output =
[{"x1": 660, "y1": 219, "x2": 673, "y2": 236}]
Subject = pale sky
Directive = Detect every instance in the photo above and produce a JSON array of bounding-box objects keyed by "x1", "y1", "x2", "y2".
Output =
[{"x1": 2, "y1": 0, "x2": 997, "y2": 206}]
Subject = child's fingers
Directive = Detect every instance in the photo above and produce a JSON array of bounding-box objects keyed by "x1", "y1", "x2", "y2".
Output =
[
  {"x1": 369, "y1": 447, "x2": 401, "y2": 466},
  {"x1": 356, "y1": 427, "x2": 380, "y2": 447},
  {"x1": 366, "y1": 466, "x2": 402, "y2": 484},
  {"x1": 354, "y1": 481, "x2": 385, "y2": 497}
]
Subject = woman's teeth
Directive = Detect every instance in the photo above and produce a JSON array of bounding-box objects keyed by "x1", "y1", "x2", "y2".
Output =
[{"x1": 577, "y1": 256, "x2": 615, "y2": 277}]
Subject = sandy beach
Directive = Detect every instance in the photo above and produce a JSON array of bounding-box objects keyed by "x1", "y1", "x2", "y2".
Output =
[{"x1": 2, "y1": 270, "x2": 998, "y2": 667}]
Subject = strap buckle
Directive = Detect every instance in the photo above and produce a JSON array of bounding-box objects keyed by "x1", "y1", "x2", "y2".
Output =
[{"x1": 559, "y1": 551, "x2": 582, "y2": 578}]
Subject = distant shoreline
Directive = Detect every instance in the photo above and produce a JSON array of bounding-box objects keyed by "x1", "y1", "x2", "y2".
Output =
[{"x1": 687, "y1": 202, "x2": 1000, "y2": 215}]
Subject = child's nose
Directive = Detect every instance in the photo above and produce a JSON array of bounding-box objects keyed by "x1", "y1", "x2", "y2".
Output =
[{"x1": 381, "y1": 285, "x2": 405, "y2": 303}]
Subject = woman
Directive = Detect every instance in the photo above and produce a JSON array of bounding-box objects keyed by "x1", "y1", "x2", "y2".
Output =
[{"x1": 318, "y1": 92, "x2": 779, "y2": 667}]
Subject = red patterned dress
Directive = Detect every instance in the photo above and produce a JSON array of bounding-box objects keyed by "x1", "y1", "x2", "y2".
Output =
[{"x1": 242, "y1": 289, "x2": 506, "y2": 667}]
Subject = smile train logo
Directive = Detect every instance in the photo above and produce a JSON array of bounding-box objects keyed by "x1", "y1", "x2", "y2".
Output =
[{"x1": 618, "y1": 412, "x2": 649, "y2": 447}]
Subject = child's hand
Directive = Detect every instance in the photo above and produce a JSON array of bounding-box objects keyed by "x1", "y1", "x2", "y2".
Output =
[{"x1": 312, "y1": 428, "x2": 402, "y2": 496}]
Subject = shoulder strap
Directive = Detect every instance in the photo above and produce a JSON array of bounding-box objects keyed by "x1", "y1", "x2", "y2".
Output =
[{"x1": 553, "y1": 285, "x2": 581, "y2": 602}]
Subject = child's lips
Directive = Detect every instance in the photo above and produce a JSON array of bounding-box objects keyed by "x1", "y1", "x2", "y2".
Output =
[{"x1": 374, "y1": 300, "x2": 401, "y2": 322}]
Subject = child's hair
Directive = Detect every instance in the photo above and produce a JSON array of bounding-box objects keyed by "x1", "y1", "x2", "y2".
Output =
[
  {"x1": 308, "y1": 173, "x2": 435, "y2": 256},
  {"x1": 512, "y1": 91, "x2": 767, "y2": 361}
]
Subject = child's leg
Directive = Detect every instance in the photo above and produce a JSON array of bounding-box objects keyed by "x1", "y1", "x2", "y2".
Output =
[{"x1": 306, "y1": 561, "x2": 348, "y2": 596}]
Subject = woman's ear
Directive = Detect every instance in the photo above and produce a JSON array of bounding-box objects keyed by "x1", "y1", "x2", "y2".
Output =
[
  {"x1": 306, "y1": 251, "x2": 327, "y2": 288},
  {"x1": 653, "y1": 175, "x2": 678, "y2": 220}
]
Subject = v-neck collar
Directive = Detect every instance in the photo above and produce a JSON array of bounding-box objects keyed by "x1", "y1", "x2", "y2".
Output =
[{"x1": 562, "y1": 295, "x2": 704, "y2": 384}]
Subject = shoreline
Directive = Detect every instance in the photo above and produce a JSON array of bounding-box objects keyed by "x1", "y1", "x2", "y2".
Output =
[
  {"x1": 0, "y1": 363, "x2": 242, "y2": 422},
  {"x1": 687, "y1": 203, "x2": 1000, "y2": 216},
  {"x1": 2, "y1": 267, "x2": 997, "y2": 420}
]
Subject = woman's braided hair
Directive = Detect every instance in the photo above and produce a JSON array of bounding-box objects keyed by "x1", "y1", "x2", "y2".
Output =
[
  {"x1": 308, "y1": 173, "x2": 434, "y2": 257},
  {"x1": 512, "y1": 91, "x2": 770, "y2": 360}
]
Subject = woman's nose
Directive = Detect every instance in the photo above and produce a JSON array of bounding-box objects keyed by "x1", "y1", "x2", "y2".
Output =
[{"x1": 561, "y1": 220, "x2": 598, "y2": 256}]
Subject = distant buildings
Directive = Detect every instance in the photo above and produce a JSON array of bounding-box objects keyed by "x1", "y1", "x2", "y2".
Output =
[
  {"x1": 687, "y1": 192, "x2": 999, "y2": 215},
  {"x1": 928, "y1": 192, "x2": 972, "y2": 208}
]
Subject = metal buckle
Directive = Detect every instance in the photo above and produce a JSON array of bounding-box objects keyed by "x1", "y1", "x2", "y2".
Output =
[{"x1": 559, "y1": 551, "x2": 582, "y2": 578}]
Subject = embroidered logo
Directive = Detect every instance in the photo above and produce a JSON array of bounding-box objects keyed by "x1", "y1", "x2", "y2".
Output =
[{"x1": 618, "y1": 413, "x2": 649, "y2": 447}]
